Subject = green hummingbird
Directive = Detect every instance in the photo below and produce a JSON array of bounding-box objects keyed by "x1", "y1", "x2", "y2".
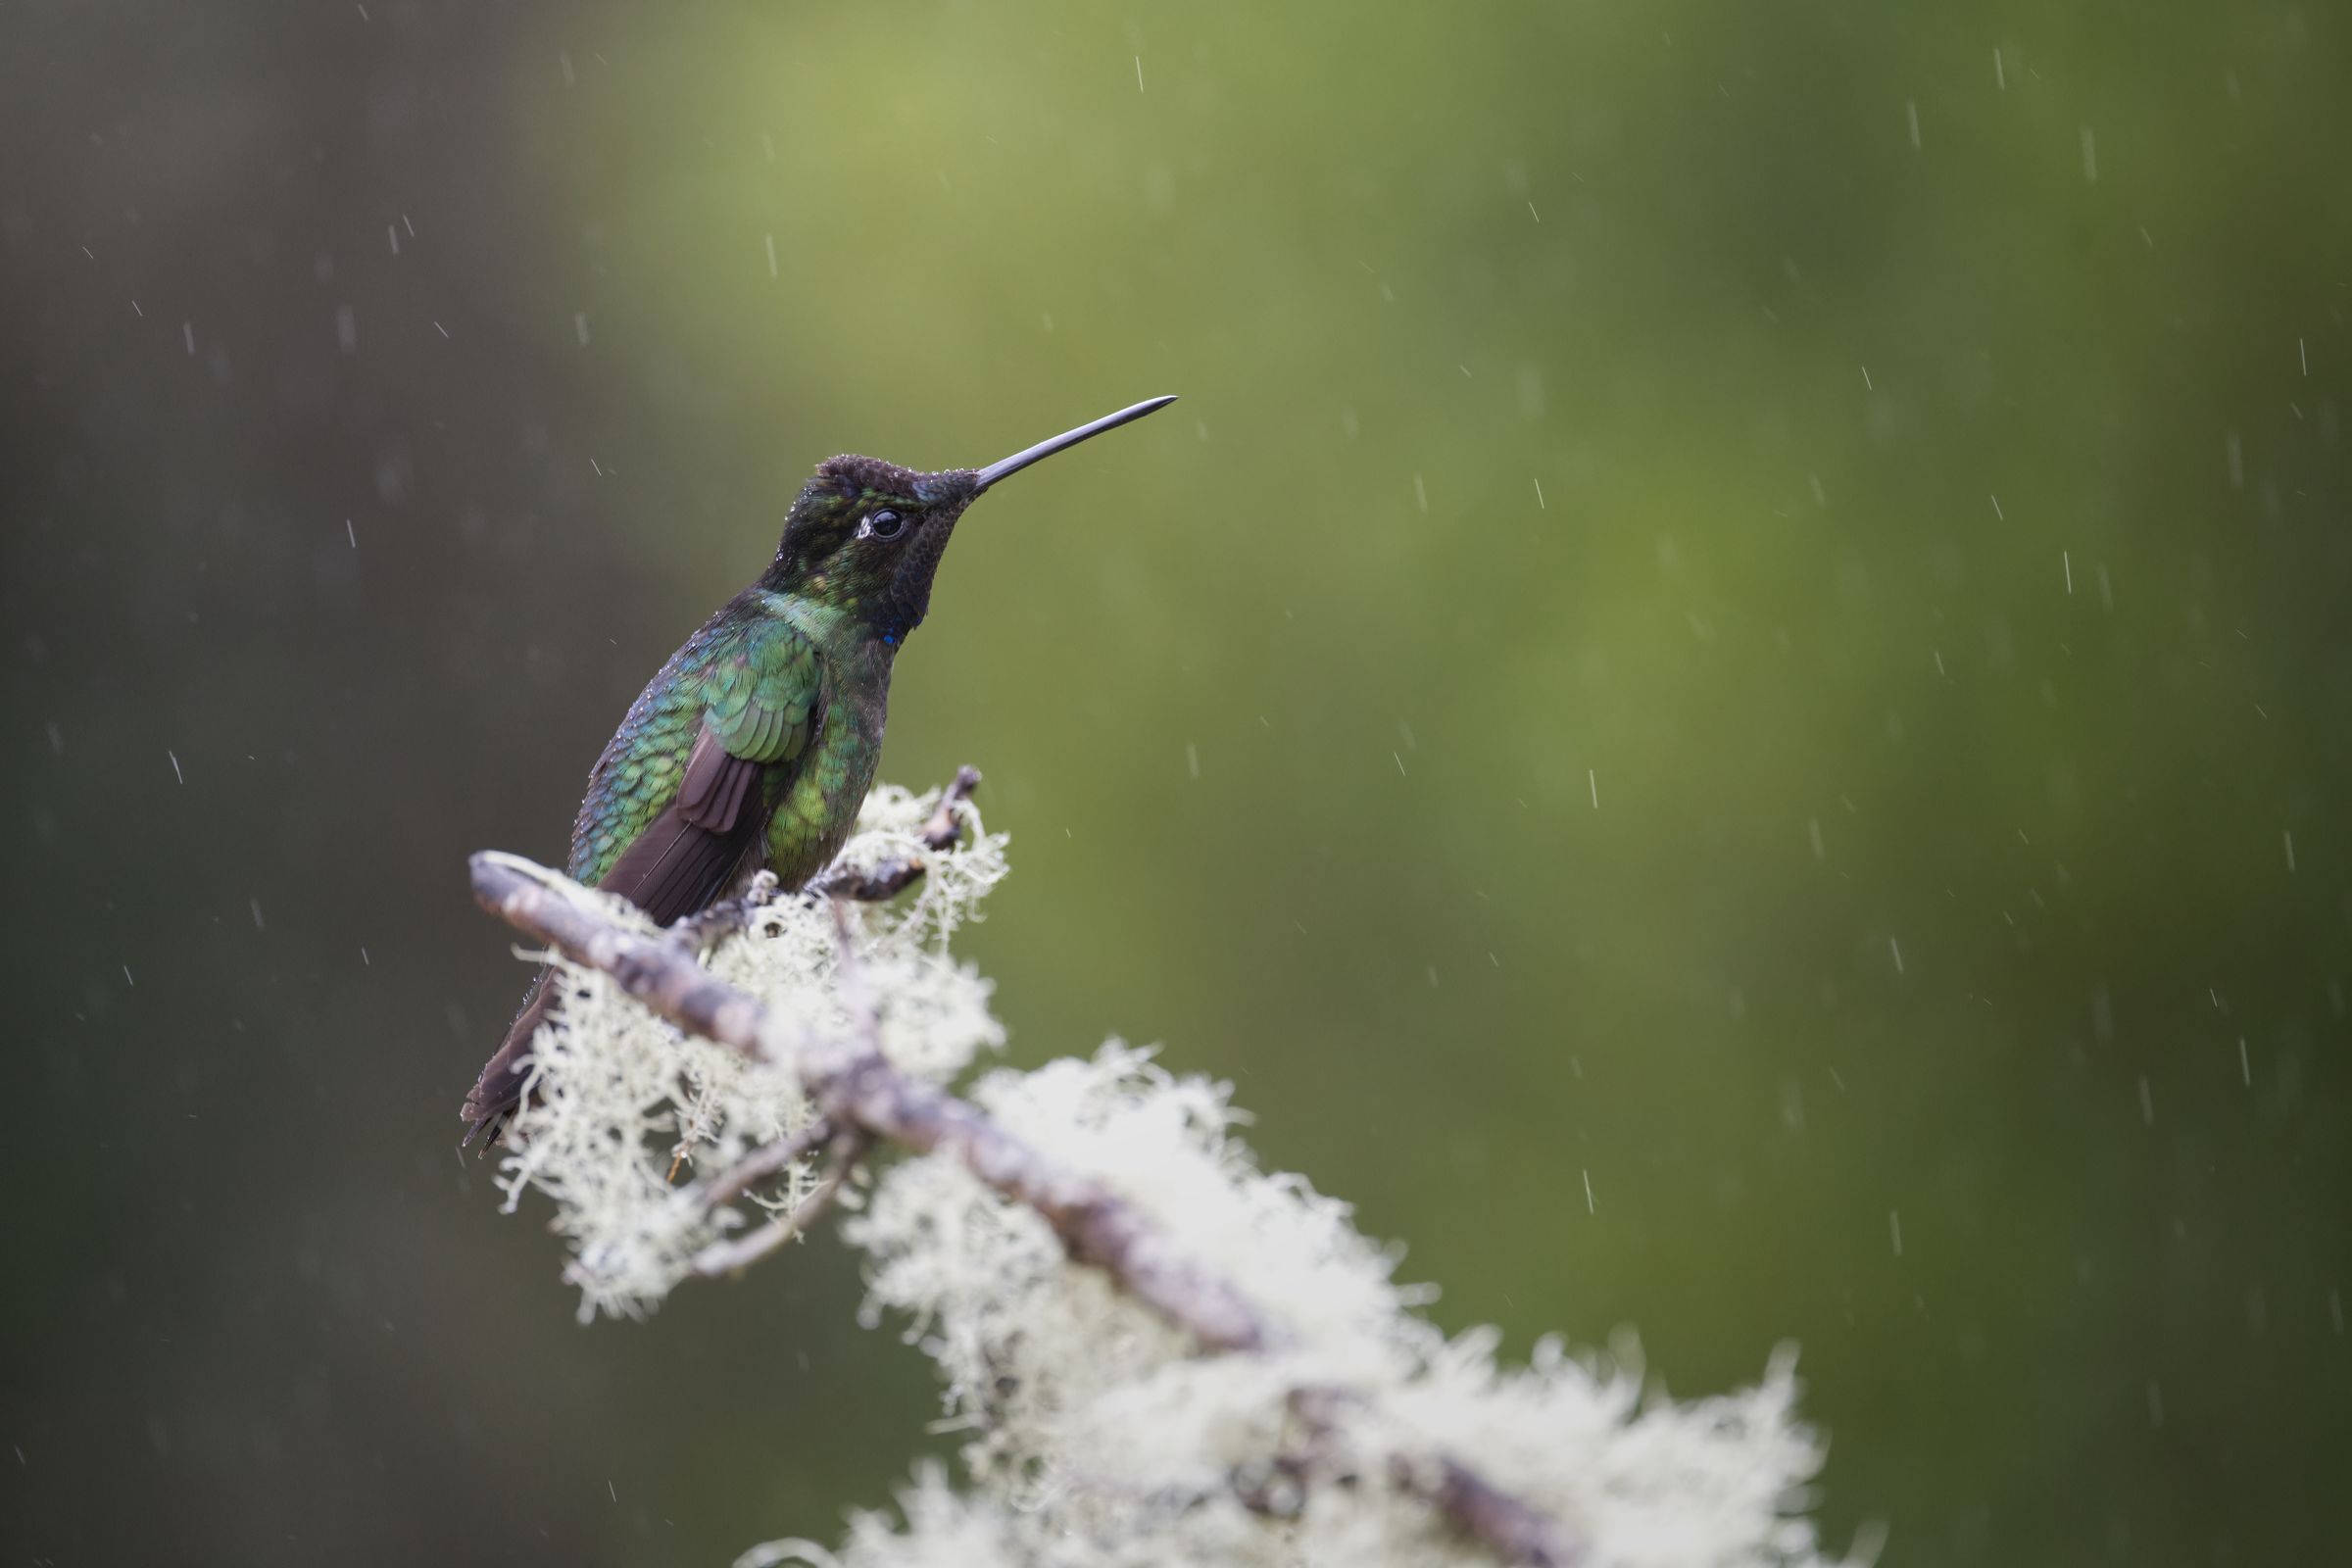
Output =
[{"x1": 461, "y1": 395, "x2": 1178, "y2": 1143}]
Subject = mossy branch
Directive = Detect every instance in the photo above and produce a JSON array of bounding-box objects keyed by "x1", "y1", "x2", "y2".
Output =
[{"x1": 467, "y1": 847, "x2": 1576, "y2": 1567}]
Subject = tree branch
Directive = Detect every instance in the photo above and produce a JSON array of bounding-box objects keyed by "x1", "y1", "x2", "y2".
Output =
[{"x1": 468, "y1": 846, "x2": 1577, "y2": 1567}]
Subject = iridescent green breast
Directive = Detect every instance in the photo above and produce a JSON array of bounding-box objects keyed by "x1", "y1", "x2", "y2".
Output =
[
  {"x1": 761, "y1": 597, "x2": 892, "y2": 885},
  {"x1": 762, "y1": 672, "x2": 887, "y2": 885}
]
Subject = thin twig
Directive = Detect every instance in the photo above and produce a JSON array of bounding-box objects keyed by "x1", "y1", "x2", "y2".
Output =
[
  {"x1": 1392, "y1": 1456, "x2": 1580, "y2": 1568},
  {"x1": 468, "y1": 847, "x2": 1575, "y2": 1567},
  {"x1": 692, "y1": 1128, "x2": 869, "y2": 1277},
  {"x1": 692, "y1": 1116, "x2": 838, "y2": 1212},
  {"x1": 919, "y1": 765, "x2": 984, "y2": 849},
  {"x1": 1279, "y1": 1389, "x2": 1577, "y2": 1565}
]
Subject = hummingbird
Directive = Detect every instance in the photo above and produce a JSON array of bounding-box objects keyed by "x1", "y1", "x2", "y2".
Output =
[{"x1": 461, "y1": 395, "x2": 1178, "y2": 1144}]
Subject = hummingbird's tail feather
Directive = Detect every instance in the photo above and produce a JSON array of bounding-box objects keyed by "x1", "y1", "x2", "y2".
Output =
[
  {"x1": 457, "y1": 1108, "x2": 507, "y2": 1152},
  {"x1": 461, "y1": 741, "x2": 763, "y2": 1148},
  {"x1": 601, "y1": 808, "x2": 752, "y2": 928},
  {"x1": 461, "y1": 967, "x2": 558, "y2": 1148}
]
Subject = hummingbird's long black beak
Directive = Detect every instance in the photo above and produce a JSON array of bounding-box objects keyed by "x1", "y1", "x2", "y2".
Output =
[{"x1": 971, "y1": 395, "x2": 1179, "y2": 494}]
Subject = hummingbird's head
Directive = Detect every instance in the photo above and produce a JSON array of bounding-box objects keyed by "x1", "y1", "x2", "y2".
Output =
[
  {"x1": 762, "y1": 460, "x2": 981, "y2": 645},
  {"x1": 760, "y1": 396, "x2": 1179, "y2": 647}
]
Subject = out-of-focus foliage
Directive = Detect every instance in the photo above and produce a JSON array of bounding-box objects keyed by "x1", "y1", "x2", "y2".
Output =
[{"x1": 2, "y1": 1, "x2": 2345, "y2": 1565}]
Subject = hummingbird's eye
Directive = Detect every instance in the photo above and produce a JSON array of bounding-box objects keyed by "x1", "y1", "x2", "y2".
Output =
[{"x1": 863, "y1": 509, "x2": 906, "y2": 541}]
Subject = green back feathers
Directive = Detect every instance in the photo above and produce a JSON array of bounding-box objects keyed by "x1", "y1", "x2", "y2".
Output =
[{"x1": 704, "y1": 618, "x2": 815, "y2": 764}]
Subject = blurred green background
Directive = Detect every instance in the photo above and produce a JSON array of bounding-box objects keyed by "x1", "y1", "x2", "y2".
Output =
[{"x1": 4, "y1": 1, "x2": 2347, "y2": 1563}]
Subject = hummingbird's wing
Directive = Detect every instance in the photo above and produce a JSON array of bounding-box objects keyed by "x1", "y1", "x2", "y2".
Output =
[
  {"x1": 598, "y1": 723, "x2": 775, "y2": 922},
  {"x1": 596, "y1": 624, "x2": 818, "y2": 925}
]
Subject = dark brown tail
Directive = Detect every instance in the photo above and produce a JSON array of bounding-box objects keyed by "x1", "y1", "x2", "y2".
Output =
[
  {"x1": 462, "y1": 746, "x2": 762, "y2": 1149},
  {"x1": 461, "y1": 968, "x2": 558, "y2": 1148}
]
